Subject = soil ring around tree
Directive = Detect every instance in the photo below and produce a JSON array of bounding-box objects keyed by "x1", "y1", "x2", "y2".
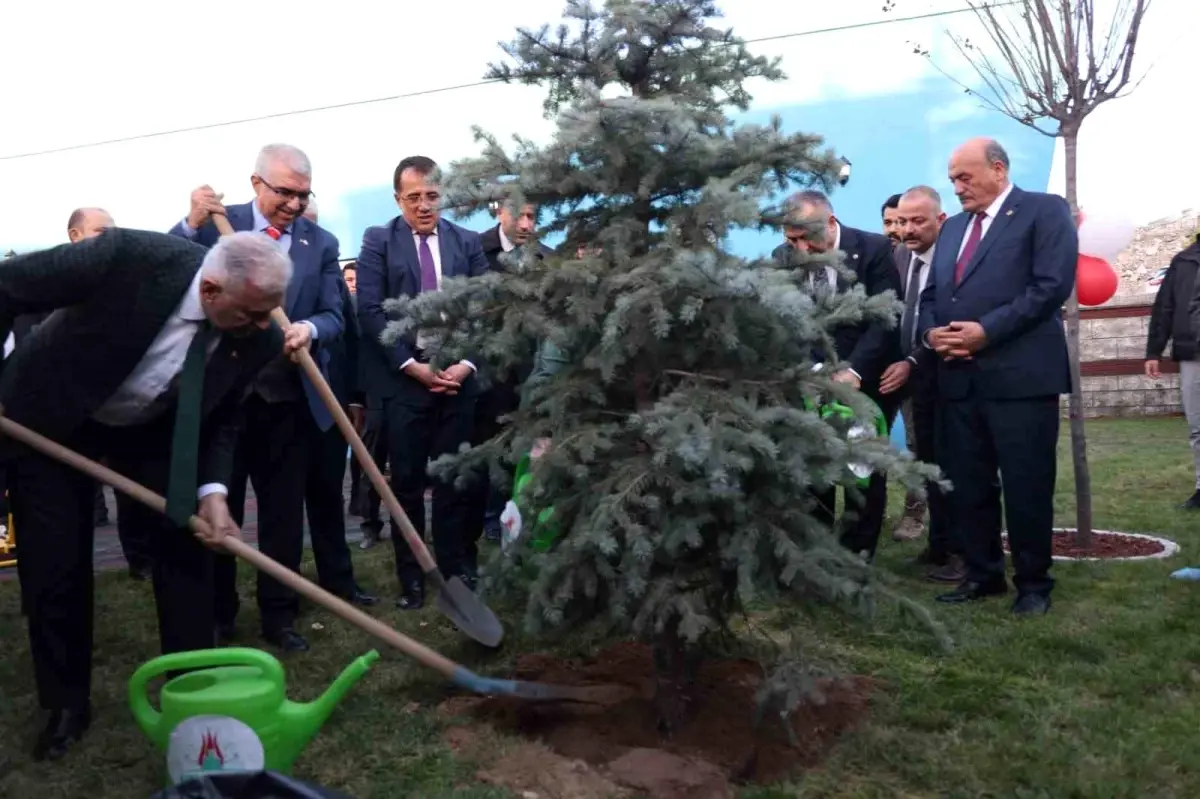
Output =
[
  {"x1": 1001, "y1": 528, "x2": 1180, "y2": 561},
  {"x1": 438, "y1": 641, "x2": 874, "y2": 798}
]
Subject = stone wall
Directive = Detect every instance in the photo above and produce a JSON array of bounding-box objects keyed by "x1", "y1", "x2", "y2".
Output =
[{"x1": 1064, "y1": 294, "x2": 1182, "y2": 418}]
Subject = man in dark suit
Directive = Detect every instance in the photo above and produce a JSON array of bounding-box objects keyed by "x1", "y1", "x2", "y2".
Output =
[
  {"x1": 775, "y1": 190, "x2": 903, "y2": 560},
  {"x1": 918, "y1": 137, "x2": 1076, "y2": 616},
  {"x1": 878, "y1": 186, "x2": 960, "y2": 581},
  {"x1": 1, "y1": 229, "x2": 292, "y2": 760},
  {"x1": 171, "y1": 143, "x2": 370, "y2": 653},
  {"x1": 357, "y1": 155, "x2": 489, "y2": 609},
  {"x1": 472, "y1": 201, "x2": 553, "y2": 543},
  {"x1": 298, "y1": 205, "x2": 373, "y2": 600}
]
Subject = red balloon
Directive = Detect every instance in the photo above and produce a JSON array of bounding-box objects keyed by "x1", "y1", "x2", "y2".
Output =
[{"x1": 1076, "y1": 254, "x2": 1118, "y2": 307}]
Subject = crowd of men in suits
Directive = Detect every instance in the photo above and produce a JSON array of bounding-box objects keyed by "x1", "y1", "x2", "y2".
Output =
[{"x1": 0, "y1": 133, "x2": 1078, "y2": 762}]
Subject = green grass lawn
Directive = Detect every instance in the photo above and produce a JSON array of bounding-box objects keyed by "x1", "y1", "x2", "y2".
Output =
[{"x1": 2, "y1": 417, "x2": 1199, "y2": 798}]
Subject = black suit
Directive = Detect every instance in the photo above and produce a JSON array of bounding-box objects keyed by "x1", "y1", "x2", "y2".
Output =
[
  {"x1": 468, "y1": 226, "x2": 554, "y2": 541},
  {"x1": 0, "y1": 228, "x2": 281, "y2": 711},
  {"x1": 775, "y1": 225, "x2": 903, "y2": 558},
  {"x1": 896, "y1": 248, "x2": 954, "y2": 559},
  {"x1": 303, "y1": 279, "x2": 359, "y2": 597}
]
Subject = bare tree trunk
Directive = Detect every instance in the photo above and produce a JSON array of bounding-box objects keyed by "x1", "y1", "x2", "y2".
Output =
[{"x1": 1062, "y1": 131, "x2": 1093, "y2": 549}]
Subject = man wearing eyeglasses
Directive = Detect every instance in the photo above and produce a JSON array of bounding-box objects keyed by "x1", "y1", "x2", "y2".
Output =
[
  {"x1": 170, "y1": 143, "x2": 371, "y2": 654},
  {"x1": 357, "y1": 155, "x2": 489, "y2": 611}
]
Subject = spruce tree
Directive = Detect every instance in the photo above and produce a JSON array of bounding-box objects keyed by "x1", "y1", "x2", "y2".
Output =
[{"x1": 382, "y1": 0, "x2": 944, "y2": 727}]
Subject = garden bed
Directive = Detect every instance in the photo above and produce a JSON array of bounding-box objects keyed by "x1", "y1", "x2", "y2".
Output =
[{"x1": 1002, "y1": 528, "x2": 1179, "y2": 560}]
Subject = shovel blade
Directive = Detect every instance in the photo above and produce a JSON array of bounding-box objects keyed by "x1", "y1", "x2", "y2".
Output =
[{"x1": 432, "y1": 574, "x2": 505, "y2": 648}]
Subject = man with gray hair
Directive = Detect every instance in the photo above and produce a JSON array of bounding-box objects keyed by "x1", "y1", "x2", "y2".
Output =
[
  {"x1": 773, "y1": 189, "x2": 903, "y2": 562},
  {"x1": 0, "y1": 228, "x2": 296, "y2": 760},
  {"x1": 172, "y1": 143, "x2": 369, "y2": 654}
]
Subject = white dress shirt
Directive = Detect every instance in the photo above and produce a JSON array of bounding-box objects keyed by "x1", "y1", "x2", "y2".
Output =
[
  {"x1": 92, "y1": 268, "x2": 227, "y2": 498},
  {"x1": 499, "y1": 226, "x2": 516, "y2": 253},
  {"x1": 399, "y1": 227, "x2": 475, "y2": 373},
  {"x1": 956, "y1": 182, "x2": 1015, "y2": 260}
]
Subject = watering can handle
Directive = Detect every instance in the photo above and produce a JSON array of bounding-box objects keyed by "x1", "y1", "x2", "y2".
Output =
[{"x1": 127, "y1": 648, "x2": 286, "y2": 737}]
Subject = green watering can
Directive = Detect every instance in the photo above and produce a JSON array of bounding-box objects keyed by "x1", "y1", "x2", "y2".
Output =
[
  {"x1": 129, "y1": 647, "x2": 379, "y2": 786},
  {"x1": 508, "y1": 453, "x2": 560, "y2": 551},
  {"x1": 805, "y1": 397, "x2": 889, "y2": 488}
]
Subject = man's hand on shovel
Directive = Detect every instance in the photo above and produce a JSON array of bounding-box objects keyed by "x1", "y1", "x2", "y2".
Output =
[{"x1": 195, "y1": 493, "x2": 242, "y2": 549}]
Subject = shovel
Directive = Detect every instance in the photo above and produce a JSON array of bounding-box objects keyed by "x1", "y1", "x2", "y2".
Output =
[
  {"x1": 211, "y1": 211, "x2": 503, "y2": 648},
  {"x1": 0, "y1": 414, "x2": 628, "y2": 704}
]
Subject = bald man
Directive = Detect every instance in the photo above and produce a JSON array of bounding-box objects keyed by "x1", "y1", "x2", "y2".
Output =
[
  {"x1": 917, "y1": 137, "x2": 1076, "y2": 616},
  {"x1": 67, "y1": 208, "x2": 114, "y2": 243}
]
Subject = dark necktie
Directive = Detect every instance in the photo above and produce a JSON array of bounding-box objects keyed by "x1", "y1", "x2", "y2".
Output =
[
  {"x1": 900, "y1": 255, "x2": 924, "y2": 350},
  {"x1": 418, "y1": 235, "x2": 438, "y2": 292},
  {"x1": 954, "y1": 214, "x2": 985, "y2": 284},
  {"x1": 165, "y1": 320, "x2": 213, "y2": 527}
]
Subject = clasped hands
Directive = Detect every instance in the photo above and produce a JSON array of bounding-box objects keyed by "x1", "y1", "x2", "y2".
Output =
[
  {"x1": 927, "y1": 321, "x2": 987, "y2": 361},
  {"x1": 405, "y1": 362, "x2": 473, "y2": 395}
]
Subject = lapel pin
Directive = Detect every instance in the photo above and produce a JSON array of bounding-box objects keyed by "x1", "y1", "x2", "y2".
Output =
[
  {"x1": 299, "y1": 238, "x2": 309, "y2": 246},
  {"x1": 1005, "y1": 210, "x2": 1014, "y2": 216},
  {"x1": 852, "y1": 253, "x2": 859, "y2": 259}
]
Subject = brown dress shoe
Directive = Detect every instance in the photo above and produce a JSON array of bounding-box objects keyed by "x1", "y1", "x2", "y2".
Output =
[{"x1": 926, "y1": 556, "x2": 967, "y2": 583}]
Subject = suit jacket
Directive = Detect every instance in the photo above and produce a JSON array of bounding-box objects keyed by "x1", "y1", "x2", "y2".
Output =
[
  {"x1": 325, "y1": 282, "x2": 363, "y2": 407},
  {"x1": 0, "y1": 228, "x2": 282, "y2": 485},
  {"x1": 916, "y1": 186, "x2": 1076, "y2": 400},
  {"x1": 169, "y1": 203, "x2": 343, "y2": 421},
  {"x1": 479, "y1": 224, "x2": 555, "y2": 273},
  {"x1": 12, "y1": 311, "x2": 51, "y2": 345},
  {"x1": 773, "y1": 225, "x2": 902, "y2": 400},
  {"x1": 356, "y1": 215, "x2": 489, "y2": 402}
]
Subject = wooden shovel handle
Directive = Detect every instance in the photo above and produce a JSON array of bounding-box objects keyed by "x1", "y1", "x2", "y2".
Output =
[
  {"x1": 0, "y1": 413, "x2": 460, "y2": 680},
  {"x1": 210, "y1": 211, "x2": 440, "y2": 574}
]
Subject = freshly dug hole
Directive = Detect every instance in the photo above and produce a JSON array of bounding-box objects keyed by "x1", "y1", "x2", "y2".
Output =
[{"x1": 448, "y1": 641, "x2": 873, "y2": 786}]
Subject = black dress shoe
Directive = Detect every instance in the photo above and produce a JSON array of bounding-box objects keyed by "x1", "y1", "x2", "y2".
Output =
[
  {"x1": 33, "y1": 705, "x2": 91, "y2": 761},
  {"x1": 1182, "y1": 491, "x2": 1200, "y2": 510},
  {"x1": 936, "y1": 579, "x2": 1008, "y2": 604},
  {"x1": 262, "y1": 627, "x2": 309, "y2": 652},
  {"x1": 396, "y1": 583, "x2": 425, "y2": 611},
  {"x1": 926, "y1": 556, "x2": 967, "y2": 584},
  {"x1": 344, "y1": 586, "x2": 379, "y2": 607},
  {"x1": 1012, "y1": 593, "x2": 1052, "y2": 616}
]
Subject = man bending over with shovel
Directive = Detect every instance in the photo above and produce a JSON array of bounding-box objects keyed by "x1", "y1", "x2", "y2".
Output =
[{"x1": 0, "y1": 229, "x2": 298, "y2": 761}]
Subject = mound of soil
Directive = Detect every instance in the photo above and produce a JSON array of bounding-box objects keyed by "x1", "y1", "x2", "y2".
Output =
[
  {"x1": 445, "y1": 642, "x2": 872, "y2": 793},
  {"x1": 1003, "y1": 530, "x2": 1165, "y2": 559}
]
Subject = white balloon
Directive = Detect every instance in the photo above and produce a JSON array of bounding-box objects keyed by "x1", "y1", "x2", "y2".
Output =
[{"x1": 1078, "y1": 208, "x2": 1136, "y2": 261}]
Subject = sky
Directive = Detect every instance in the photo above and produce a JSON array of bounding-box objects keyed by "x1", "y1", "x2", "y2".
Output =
[{"x1": 0, "y1": 0, "x2": 1191, "y2": 256}]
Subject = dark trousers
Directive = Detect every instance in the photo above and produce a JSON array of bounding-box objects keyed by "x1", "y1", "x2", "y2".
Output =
[
  {"x1": 940, "y1": 394, "x2": 1059, "y2": 596},
  {"x1": 11, "y1": 419, "x2": 217, "y2": 711},
  {"x1": 304, "y1": 413, "x2": 356, "y2": 597},
  {"x1": 98, "y1": 482, "x2": 154, "y2": 571},
  {"x1": 910, "y1": 373, "x2": 956, "y2": 559},
  {"x1": 358, "y1": 401, "x2": 390, "y2": 529},
  {"x1": 464, "y1": 386, "x2": 515, "y2": 537},
  {"x1": 383, "y1": 392, "x2": 475, "y2": 586},
  {"x1": 813, "y1": 399, "x2": 899, "y2": 559},
  {"x1": 214, "y1": 396, "x2": 311, "y2": 633}
]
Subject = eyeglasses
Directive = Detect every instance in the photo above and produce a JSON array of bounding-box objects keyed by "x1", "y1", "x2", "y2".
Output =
[
  {"x1": 399, "y1": 190, "x2": 441, "y2": 207},
  {"x1": 255, "y1": 176, "x2": 314, "y2": 205}
]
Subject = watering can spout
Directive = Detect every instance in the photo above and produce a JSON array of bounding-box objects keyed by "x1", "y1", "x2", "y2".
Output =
[{"x1": 284, "y1": 650, "x2": 380, "y2": 747}]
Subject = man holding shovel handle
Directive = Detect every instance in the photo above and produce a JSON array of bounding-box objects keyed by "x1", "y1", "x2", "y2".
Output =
[{"x1": 0, "y1": 228, "x2": 301, "y2": 761}]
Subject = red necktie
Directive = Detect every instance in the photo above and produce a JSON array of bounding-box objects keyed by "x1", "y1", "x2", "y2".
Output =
[
  {"x1": 264, "y1": 226, "x2": 282, "y2": 241},
  {"x1": 954, "y1": 213, "x2": 985, "y2": 284}
]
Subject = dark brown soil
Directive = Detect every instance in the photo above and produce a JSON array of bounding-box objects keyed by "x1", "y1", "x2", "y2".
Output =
[
  {"x1": 1004, "y1": 530, "x2": 1164, "y2": 559},
  {"x1": 449, "y1": 642, "x2": 873, "y2": 790}
]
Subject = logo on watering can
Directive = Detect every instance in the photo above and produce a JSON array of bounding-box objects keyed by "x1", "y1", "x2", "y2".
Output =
[{"x1": 167, "y1": 715, "x2": 265, "y2": 784}]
